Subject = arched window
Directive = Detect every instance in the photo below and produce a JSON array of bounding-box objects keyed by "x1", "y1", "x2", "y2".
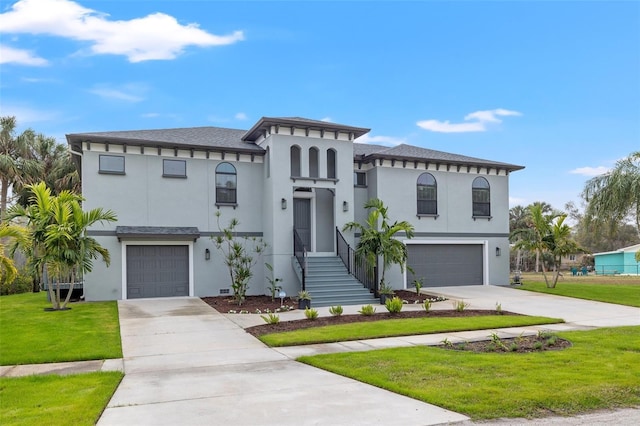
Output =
[
  {"x1": 216, "y1": 162, "x2": 237, "y2": 204},
  {"x1": 472, "y1": 177, "x2": 490, "y2": 217},
  {"x1": 327, "y1": 149, "x2": 337, "y2": 179},
  {"x1": 309, "y1": 147, "x2": 319, "y2": 178},
  {"x1": 290, "y1": 145, "x2": 301, "y2": 177},
  {"x1": 417, "y1": 173, "x2": 437, "y2": 215}
]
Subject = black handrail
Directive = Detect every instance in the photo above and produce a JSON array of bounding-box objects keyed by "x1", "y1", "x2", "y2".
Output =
[
  {"x1": 293, "y1": 228, "x2": 307, "y2": 291},
  {"x1": 336, "y1": 227, "x2": 378, "y2": 295}
]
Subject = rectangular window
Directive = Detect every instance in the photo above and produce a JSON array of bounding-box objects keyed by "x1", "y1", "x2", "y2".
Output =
[
  {"x1": 163, "y1": 159, "x2": 186, "y2": 178},
  {"x1": 99, "y1": 155, "x2": 125, "y2": 174},
  {"x1": 354, "y1": 172, "x2": 367, "y2": 187}
]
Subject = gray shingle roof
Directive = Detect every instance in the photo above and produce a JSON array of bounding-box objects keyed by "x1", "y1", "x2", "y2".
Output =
[
  {"x1": 354, "y1": 143, "x2": 524, "y2": 171},
  {"x1": 242, "y1": 117, "x2": 370, "y2": 141},
  {"x1": 67, "y1": 126, "x2": 263, "y2": 153}
]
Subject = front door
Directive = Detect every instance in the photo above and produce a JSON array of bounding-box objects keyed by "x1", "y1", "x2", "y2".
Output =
[{"x1": 294, "y1": 198, "x2": 312, "y2": 250}]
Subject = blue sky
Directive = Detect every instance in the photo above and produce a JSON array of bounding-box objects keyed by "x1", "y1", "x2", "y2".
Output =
[{"x1": 1, "y1": 0, "x2": 638, "y2": 211}]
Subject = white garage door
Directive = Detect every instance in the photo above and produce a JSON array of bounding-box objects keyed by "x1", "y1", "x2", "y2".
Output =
[
  {"x1": 127, "y1": 245, "x2": 189, "y2": 299},
  {"x1": 407, "y1": 244, "x2": 483, "y2": 287}
]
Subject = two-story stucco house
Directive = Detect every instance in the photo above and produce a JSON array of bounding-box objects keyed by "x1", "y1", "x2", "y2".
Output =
[{"x1": 67, "y1": 117, "x2": 524, "y2": 305}]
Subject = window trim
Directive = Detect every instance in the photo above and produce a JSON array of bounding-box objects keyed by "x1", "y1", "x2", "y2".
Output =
[
  {"x1": 215, "y1": 162, "x2": 237, "y2": 206},
  {"x1": 327, "y1": 148, "x2": 337, "y2": 179},
  {"x1": 98, "y1": 154, "x2": 125, "y2": 175},
  {"x1": 417, "y1": 172, "x2": 437, "y2": 215},
  {"x1": 309, "y1": 146, "x2": 319, "y2": 178},
  {"x1": 290, "y1": 145, "x2": 301, "y2": 177},
  {"x1": 162, "y1": 159, "x2": 187, "y2": 178}
]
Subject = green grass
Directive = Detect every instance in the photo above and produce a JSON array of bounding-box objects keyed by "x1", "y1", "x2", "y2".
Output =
[
  {"x1": 0, "y1": 372, "x2": 123, "y2": 426},
  {"x1": 259, "y1": 315, "x2": 563, "y2": 346},
  {"x1": 519, "y1": 281, "x2": 640, "y2": 307},
  {"x1": 0, "y1": 292, "x2": 122, "y2": 365},
  {"x1": 299, "y1": 326, "x2": 640, "y2": 420}
]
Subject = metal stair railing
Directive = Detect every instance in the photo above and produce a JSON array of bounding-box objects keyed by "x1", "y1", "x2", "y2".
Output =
[
  {"x1": 293, "y1": 228, "x2": 307, "y2": 291},
  {"x1": 336, "y1": 227, "x2": 378, "y2": 295}
]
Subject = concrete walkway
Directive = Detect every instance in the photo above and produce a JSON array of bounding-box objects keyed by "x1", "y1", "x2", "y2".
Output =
[{"x1": 98, "y1": 297, "x2": 468, "y2": 426}]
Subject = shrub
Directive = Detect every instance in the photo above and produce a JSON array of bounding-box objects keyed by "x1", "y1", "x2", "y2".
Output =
[
  {"x1": 260, "y1": 313, "x2": 280, "y2": 325},
  {"x1": 452, "y1": 299, "x2": 470, "y2": 312},
  {"x1": 413, "y1": 278, "x2": 423, "y2": 295},
  {"x1": 304, "y1": 307, "x2": 319, "y2": 320},
  {"x1": 328, "y1": 305, "x2": 343, "y2": 316},
  {"x1": 358, "y1": 304, "x2": 376, "y2": 316},
  {"x1": 423, "y1": 300, "x2": 432, "y2": 313},
  {"x1": 385, "y1": 296, "x2": 403, "y2": 314},
  {"x1": 495, "y1": 302, "x2": 503, "y2": 315},
  {"x1": 0, "y1": 269, "x2": 33, "y2": 296}
]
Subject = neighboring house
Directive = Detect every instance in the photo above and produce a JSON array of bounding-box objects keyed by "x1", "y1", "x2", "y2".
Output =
[
  {"x1": 67, "y1": 117, "x2": 524, "y2": 302},
  {"x1": 593, "y1": 244, "x2": 640, "y2": 275}
]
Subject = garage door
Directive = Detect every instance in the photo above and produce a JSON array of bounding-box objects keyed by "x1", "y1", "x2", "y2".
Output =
[
  {"x1": 127, "y1": 245, "x2": 189, "y2": 298},
  {"x1": 407, "y1": 244, "x2": 483, "y2": 286}
]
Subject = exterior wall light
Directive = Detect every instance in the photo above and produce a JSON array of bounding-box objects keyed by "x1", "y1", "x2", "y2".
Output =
[
  {"x1": 205, "y1": 248, "x2": 211, "y2": 260},
  {"x1": 281, "y1": 198, "x2": 287, "y2": 210},
  {"x1": 496, "y1": 247, "x2": 501, "y2": 257},
  {"x1": 343, "y1": 201, "x2": 349, "y2": 212}
]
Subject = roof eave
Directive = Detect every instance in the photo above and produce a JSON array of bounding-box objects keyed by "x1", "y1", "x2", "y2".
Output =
[
  {"x1": 242, "y1": 117, "x2": 370, "y2": 142},
  {"x1": 360, "y1": 153, "x2": 525, "y2": 172}
]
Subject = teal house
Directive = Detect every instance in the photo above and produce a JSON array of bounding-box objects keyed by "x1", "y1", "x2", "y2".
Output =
[{"x1": 593, "y1": 244, "x2": 640, "y2": 275}]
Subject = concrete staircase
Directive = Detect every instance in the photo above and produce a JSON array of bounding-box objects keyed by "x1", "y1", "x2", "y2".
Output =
[{"x1": 304, "y1": 256, "x2": 377, "y2": 308}]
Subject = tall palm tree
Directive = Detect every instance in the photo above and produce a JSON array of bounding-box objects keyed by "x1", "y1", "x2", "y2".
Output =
[
  {"x1": 8, "y1": 182, "x2": 116, "y2": 309},
  {"x1": 583, "y1": 151, "x2": 640, "y2": 234},
  {"x1": 343, "y1": 198, "x2": 415, "y2": 293},
  {"x1": 0, "y1": 116, "x2": 40, "y2": 219},
  {"x1": 509, "y1": 205, "x2": 530, "y2": 271}
]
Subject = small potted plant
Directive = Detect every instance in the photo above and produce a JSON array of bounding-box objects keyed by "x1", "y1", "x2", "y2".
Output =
[
  {"x1": 297, "y1": 290, "x2": 312, "y2": 310},
  {"x1": 378, "y1": 282, "x2": 394, "y2": 305}
]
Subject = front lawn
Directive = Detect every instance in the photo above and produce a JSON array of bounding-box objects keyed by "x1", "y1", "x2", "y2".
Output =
[
  {"x1": 0, "y1": 292, "x2": 122, "y2": 365},
  {"x1": 259, "y1": 315, "x2": 562, "y2": 346},
  {"x1": 518, "y1": 281, "x2": 640, "y2": 307},
  {"x1": 299, "y1": 326, "x2": 640, "y2": 420},
  {"x1": 0, "y1": 372, "x2": 123, "y2": 426}
]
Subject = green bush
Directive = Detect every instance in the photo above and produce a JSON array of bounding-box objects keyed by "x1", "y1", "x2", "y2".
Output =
[
  {"x1": 384, "y1": 296, "x2": 403, "y2": 313},
  {"x1": 304, "y1": 307, "x2": 319, "y2": 320},
  {"x1": 358, "y1": 304, "x2": 376, "y2": 316},
  {"x1": 0, "y1": 269, "x2": 33, "y2": 295},
  {"x1": 329, "y1": 305, "x2": 343, "y2": 316}
]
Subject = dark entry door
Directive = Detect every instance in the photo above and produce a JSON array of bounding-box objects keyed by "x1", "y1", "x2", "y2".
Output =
[{"x1": 294, "y1": 198, "x2": 312, "y2": 250}]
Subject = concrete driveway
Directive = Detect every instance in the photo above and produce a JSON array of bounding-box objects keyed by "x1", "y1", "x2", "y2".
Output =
[{"x1": 98, "y1": 297, "x2": 468, "y2": 426}]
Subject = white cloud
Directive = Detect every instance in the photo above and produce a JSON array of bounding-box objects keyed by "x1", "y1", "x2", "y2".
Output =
[
  {"x1": 0, "y1": 0, "x2": 244, "y2": 62},
  {"x1": 88, "y1": 84, "x2": 146, "y2": 102},
  {"x1": 0, "y1": 44, "x2": 48, "y2": 66},
  {"x1": 141, "y1": 113, "x2": 160, "y2": 118},
  {"x1": 234, "y1": 112, "x2": 247, "y2": 120},
  {"x1": 417, "y1": 108, "x2": 522, "y2": 133},
  {"x1": 509, "y1": 196, "x2": 528, "y2": 207},
  {"x1": 569, "y1": 166, "x2": 610, "y2": 177},
  {"x1": 355, "y1": 134, "x2": 405, "y2": 147},
  {"x1": 320, "y1": 117, "x2": 333, "y2": 122},
  {"x1": 0, "y1": 104, "x2": 59, "y2": 123}
]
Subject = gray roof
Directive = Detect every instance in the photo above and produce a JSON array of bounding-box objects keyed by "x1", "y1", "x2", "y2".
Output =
[
  {"x1": 354, "y1": 143, "x2": 524, "y2": 171},
  {"x1": 242, "y1": 117, "x2": 370, "y2": 142},
  {"x1": 67, "y1": 126, "x2": 263, "y2": 154},
  {"x1": 115, "y1": 226, "x2": 200, "y2": 240}
]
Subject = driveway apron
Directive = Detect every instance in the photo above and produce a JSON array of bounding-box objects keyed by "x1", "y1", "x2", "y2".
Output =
[{"x1": 98, "y1": 297, "x2": 468, "y2": 426}]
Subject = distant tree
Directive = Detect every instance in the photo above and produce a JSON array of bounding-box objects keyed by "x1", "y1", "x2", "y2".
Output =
[
  {"x1": 582, "y1": 151, "x2": 640, "y2": 237},
  {"x1": 343, "y1": 198, "x2": 415, "y2": 293},
  {"x1": 0, "y1": 223, "x2": 29, "y2": 285},
  {"x1": 0, "y1": 116, "x2": 39, "y2": 219},
  {"x1": 509, "y1": 205, "x2": 530, "y2": 271}
]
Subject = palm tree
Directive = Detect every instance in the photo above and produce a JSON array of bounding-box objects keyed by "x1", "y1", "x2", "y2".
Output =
[
  {"x1": 343, "y1": 198, "x2": 415, "y2": 293},
  {"x1": 545, "y1": 215, "x2": 585, "y2": 288},
  {"x1": 8, "y1": 182, "x2": 116, "y2": 309},
  {"x1": 0, "y1": 116, "x2": 40, "y2": 219},
  {"x1": 0, "y1": 223, "x2": 29, "y2": 285},
  {"x1": 509, "y1": 205, "x2": 530, "y2": 271},
  {"x1": 583, "y1": 151, "x2": 640, "y2": 234}
]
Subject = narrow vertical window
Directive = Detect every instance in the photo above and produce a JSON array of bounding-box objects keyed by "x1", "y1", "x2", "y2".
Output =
[
  {"x1": 266, "y1": 146, "x2": 270, "y2": 178},
  {"x1": 327, "y1": 149, "x2": 336, "y2": 179},
  {"x1": 290, "y1": 145, "x2": 301, "y2": 177},
  {"x1": 309, "y1": 147, "x2": 319, "y2": 178},
  {"x1": 472, "y1": 177, "x2": 491, "y2": 217},
  {"x1": 417, "y1": 173, "x2": 437, "y2": 215},
  {"x1": 216, "y1": 162, "x2": 237, "y2": 204}
]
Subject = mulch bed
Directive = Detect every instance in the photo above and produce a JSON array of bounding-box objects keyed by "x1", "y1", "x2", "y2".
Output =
[{"x1": 202, "y1": 290, "x2": 569, "y2": 353}]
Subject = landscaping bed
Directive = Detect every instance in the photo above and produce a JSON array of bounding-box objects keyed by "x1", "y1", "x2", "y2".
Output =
[{"x1": 201, "y1": 289, "x2": 436, "y2": 314}]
